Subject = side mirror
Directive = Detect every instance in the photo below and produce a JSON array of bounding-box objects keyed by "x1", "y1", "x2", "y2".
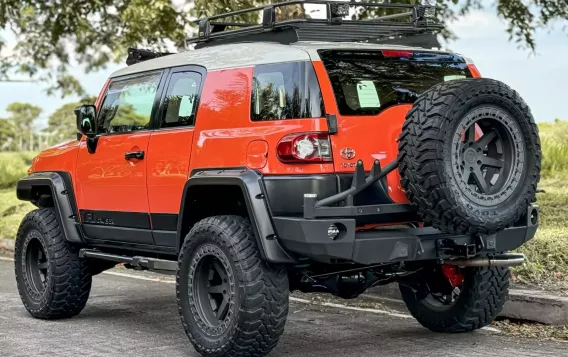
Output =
[{"x1": 75, "y1": 105, "x2": 97, "y2": 139}]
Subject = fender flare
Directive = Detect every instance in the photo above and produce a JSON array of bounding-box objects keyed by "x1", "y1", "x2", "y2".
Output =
[
  {"x1": 16, "y1": 171, "x2": 84, "y2": 243},
  {"x1": 177, "y1": 169, "x2": 295, "y2": 264}
]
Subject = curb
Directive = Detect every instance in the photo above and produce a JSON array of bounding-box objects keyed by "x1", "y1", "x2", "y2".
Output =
[
  {"x1": 365, "y1": 283, "x2": 568, "y2": 326},
  {"x1": 0, "y1": 238, "x2": 14, "y2": 252},
  {"x1": 2, "y1": 238, "x2": 567, "y2": 325}
]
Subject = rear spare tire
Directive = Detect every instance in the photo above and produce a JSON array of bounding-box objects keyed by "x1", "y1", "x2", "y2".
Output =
[{"x1": 398, "y1": 78, "x2": 540, "y2": 235}]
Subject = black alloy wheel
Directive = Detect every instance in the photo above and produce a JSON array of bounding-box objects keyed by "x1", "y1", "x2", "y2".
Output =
[
  {"x1": 192, "y1": 250, "x2": 235, "y2": 330},
  {"x1": 451, "y1": 107, "x2": 524, "y2": 205},
  {"x1": 24, "y1": 233, "x2": 49, "y2": 295}
]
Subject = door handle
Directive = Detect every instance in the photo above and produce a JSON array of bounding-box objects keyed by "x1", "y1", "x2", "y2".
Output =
[{"x1": 125, "y1": 151, "x2": 145, "y2": 160}]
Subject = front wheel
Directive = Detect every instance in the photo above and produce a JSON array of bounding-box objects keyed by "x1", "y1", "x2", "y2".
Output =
[
  {"x1": 14, "y1": 208, "x2": 92, "y2": 319},
  {"x1": 400, "y1": 265, "x2": 509, "y2": 332},
  {"x1": 177, "y1": 215, "x2": 289, "y2": 357}
]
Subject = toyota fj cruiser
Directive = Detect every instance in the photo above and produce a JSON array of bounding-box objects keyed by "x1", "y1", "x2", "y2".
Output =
[{"x1": 14, "y1": 2, "x2": 541, "y2": 356}]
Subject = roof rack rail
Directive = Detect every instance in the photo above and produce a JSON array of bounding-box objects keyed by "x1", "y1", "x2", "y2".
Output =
[
  {"x1": 126, "y1": 48, "x2": 173, "y2": 66},
  {"x1": 187, "y1": 0, "x2": 442, "y2": 49}
]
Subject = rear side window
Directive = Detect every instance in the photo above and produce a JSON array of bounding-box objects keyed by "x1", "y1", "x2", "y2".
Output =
[
  {"x1": 320, "y1": 51, "x2": 472, "y2": 116},
  {"x1": 251, "y1": 61, "x2": 324, "y2": 121},
  {"x1": 160, "y1": 71, "x2": 202, "y2": 128},
  {"x1": 97, "y1": 72, "x2": 161, "y2": 134}
]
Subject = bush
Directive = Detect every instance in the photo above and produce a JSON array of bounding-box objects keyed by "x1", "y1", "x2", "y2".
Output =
[
  {"x1": 0, "y1": 152, "x2": 37, "y2": 188},
  {"x1": 539, "y1": 119, "x2": 568, "y2": 177}
]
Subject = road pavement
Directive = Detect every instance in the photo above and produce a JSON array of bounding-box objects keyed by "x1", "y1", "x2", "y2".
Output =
[{"x1": 0, "y1": 259, "x2": 565, "y2": 357}]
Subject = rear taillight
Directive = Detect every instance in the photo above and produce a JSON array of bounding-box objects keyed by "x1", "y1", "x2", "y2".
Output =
[
  {"x1": 277, "y1": 133, "x2": 332, "y2": 163},
  {"x1": 465, "y1": 57, "x2": 481, "y2": 78}
]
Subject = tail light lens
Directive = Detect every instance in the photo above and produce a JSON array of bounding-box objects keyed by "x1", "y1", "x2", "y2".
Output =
[
  {"x1": 382, "y1": 50, "x2": 413, "y2": 58},
  {"x1": 465, "y1": 57, "x2": 481, "y2": 78},
  {"x1": 277, "y1": 133, "x2": 332, "y2": 163}
]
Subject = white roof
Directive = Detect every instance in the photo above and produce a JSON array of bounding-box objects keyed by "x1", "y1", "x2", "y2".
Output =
[{"x1": 110, "y1": 41, "x2": 447, "y2": 78}]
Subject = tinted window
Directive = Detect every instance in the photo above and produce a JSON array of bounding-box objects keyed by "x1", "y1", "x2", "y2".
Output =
[
  {"x1": 320, "y1": 52, "x2": 472, "y2": 116},
  {"x1": 97, "y1": 72, "x2": 161, "y2": 133},
  {"x1": 251, "y1": 61, "x2": 324, "y2": 121},
  {"x1": 160, "y1": 72, "x2": 201, "y2": 128}
]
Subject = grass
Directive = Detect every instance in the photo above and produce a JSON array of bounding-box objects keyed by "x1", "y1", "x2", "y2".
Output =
[
  {"x1": 0, "y1": 152, "x2": 37, "y2": 239},
  {"x1": 512, "y1": 177, "x2": 568, "y2": 289}
]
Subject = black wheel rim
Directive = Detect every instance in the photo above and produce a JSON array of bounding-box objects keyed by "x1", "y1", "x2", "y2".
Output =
[
  {"x1": 451, "y1": 106, "x2": 525, "y2": 205},
  {"x1": 24, "y1": 234, "x2": 49, "y2": 295},
  {"x1": 423, "y1": 287, "x2": 461, "y2": 311},
  {"x1": 191, "y1": 247, "x2": 234, "y2": 331}
]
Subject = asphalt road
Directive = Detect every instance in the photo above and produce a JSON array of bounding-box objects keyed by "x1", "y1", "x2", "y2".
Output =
[{"x1": 0, "y1": 258, "x2": 565, "y2": 357}]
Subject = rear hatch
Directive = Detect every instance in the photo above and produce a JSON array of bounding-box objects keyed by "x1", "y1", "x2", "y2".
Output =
[{"x1": 318, "y1": 49, "x2": 477, "y2": 203}]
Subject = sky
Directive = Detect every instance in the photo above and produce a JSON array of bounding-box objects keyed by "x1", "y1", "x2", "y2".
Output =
[{"x1": 0, "y1": 7, "x2": 566, "y2": 127}]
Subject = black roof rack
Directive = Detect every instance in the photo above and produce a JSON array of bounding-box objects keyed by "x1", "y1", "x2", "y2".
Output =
[{"x1": 188, "y1": 0, "x2": 442, "y2": 49}]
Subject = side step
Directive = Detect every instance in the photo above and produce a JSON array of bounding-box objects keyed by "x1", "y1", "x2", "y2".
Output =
[{"x1": 79, "y1": 249, "x2": 177, "y2": 272}]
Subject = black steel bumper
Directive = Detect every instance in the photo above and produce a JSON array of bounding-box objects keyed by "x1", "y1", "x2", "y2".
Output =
[{"x1": 273, "y1": 205, "x2": 539, "y2": 264}]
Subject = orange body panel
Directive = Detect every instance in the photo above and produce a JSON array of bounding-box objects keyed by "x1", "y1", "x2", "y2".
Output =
[
  {"x1": 313, "y1": 61, "x2": 408, "y2": 203},
  {"x1": 146, "y1": 128, "x2": 194, "y2": 215},
  {"x1": 189, "y1": 68, "x2": 334, "y2": 175},
  {"x1": 75, "y1": 133, "x2": 151, "y2": 212}
]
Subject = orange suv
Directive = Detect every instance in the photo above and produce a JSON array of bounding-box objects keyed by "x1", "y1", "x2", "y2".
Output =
[{"x1": 14, "y1": 2, "x2": 541, "y2": 356}]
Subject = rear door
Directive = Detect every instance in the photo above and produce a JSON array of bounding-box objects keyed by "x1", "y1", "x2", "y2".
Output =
[
  {"x1": 146, "y1": 67, "x2": 204, "y2": 248},
  {"x1": 317, "y1": 49, "x2": 475, "y2": 202}
]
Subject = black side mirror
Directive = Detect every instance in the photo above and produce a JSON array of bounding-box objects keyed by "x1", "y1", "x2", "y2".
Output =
[{"x1": 75, "y1": 105, "x2": 97, "y2": 139}]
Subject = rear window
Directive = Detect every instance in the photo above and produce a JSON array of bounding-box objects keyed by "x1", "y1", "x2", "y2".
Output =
[
  {"x1": 251, "y1": 61, "x2": 324, "y2": 121},
  {"x1": 320, "y1": 51, "x2": 472, "y2": 116}
]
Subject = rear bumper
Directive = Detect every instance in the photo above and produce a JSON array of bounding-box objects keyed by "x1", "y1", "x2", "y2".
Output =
[{"x1": 273, "y1": 206, "x2": 539, "y2": 264}]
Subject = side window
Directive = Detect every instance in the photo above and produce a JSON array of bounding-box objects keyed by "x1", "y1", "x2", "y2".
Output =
[
  {"x1": 160, "y1": 71, "x2": 202, "y2": 128},
  {"x1": 251, "y1": 61, "x2": 324, "y2": 121},
  {"x1": 97, "y1": 72, "x2": 161, "y2": 134}
]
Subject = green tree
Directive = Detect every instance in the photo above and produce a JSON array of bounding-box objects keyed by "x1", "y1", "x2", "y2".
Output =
[
  {"x1": 6, "y1": 102, "x2": 42, "y2": 132},
  {"x1": 45, "y1": 96, "x2": 97, "y2": 142},
  {"x1": 0, "y1": 118, "x2": 16, "y2": 150},
  {"x1": 1, "y1": 0, "x2": 566, "y2": 95},
  {"x1": 4, "y1": 102, "x2": 42, "y2": 151}
]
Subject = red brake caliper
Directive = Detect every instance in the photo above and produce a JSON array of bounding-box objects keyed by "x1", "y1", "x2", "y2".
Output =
[{"x1": 441, "y1": 265, "x2": 464, "y2": 287}]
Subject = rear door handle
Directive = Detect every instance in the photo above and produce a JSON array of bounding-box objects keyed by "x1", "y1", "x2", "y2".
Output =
[{"x1": 125, "y1": 151, "x2": 145, "y2": 160}]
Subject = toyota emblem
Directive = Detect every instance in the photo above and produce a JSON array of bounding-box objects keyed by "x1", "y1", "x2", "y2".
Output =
[{"x1": 340, "y1": 148, "x2": 356, "y2": 160}]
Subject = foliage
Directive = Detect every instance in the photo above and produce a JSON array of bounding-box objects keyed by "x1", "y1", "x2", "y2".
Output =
[
  {"x1": 0, "y1": 103, "x2": 42, "y2": 151},
  {"x1": 0, "y1": 187, "x2": 35, "y2": 239},
  {"x1": 0, "y1": 151, "x2": 36, "y2": 188},
  {"x1": 539, "y1": 119, "x2": 568, "y2": 176},
  {"x1": 1, "y1": 0, "x2": 567, "y2": 95}
]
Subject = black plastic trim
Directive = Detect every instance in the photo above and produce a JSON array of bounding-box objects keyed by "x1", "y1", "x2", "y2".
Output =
[
  {"x1": 82, "y1": 225, "x2": 155, "y2": 245},
  {"x1": 152, "y1": 230, "x2": 177, "y2": 247},
  {"x1": 17, "y1": 171, "x2": 84, "y2": 243},
  {"x1": 178, "y1": 169, "x2": 295, "y2": 263},
  {"x1": 150, "y1": 213, "x2": 178, "y2": 231},
  {"x1": 80, "y1": 210, "x2": 151, "y2": 230}
]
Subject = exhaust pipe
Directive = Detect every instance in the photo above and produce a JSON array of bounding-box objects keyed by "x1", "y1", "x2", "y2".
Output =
[{"x1": 444, "y1": 253, "x2": 525, "y2": 267}]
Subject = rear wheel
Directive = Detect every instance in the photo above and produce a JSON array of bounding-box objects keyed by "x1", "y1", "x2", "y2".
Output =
[
  {"x1": 400, "y1": 266, "x2": 509, "y2": 332},
  {"x1": 398, "y1": 78, "x2": 541, "y2": 235},
  {"x1": 177, "y1": 215, "x2": 289, "y2": 357},
  {"x1": 14, "y1": 208, "x2": 92, "y2": 319}
]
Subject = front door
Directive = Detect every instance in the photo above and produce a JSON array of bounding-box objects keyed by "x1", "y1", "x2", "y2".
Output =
[{"x1": 76, "y1": 71, "x2": 163, "y2": 245}]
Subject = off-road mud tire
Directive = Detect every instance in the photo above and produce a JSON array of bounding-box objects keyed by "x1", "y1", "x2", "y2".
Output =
[
  {"x1": 398, "y1": 78, "x2": 541, "y2": 235},
  {"x1": 177, "y1": 215, "x2": 289, "y2": 357},
  {"x1": 400, "y1": 266, "x2": 509, "y2": 332},
  {"x1": 14, "y1": 208, "x2": 92, "y2": 319}
]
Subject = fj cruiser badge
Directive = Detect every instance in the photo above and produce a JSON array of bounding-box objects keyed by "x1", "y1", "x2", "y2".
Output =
[{"x1": 340, "y1": 147, "x2": 356, "y2": 160}]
